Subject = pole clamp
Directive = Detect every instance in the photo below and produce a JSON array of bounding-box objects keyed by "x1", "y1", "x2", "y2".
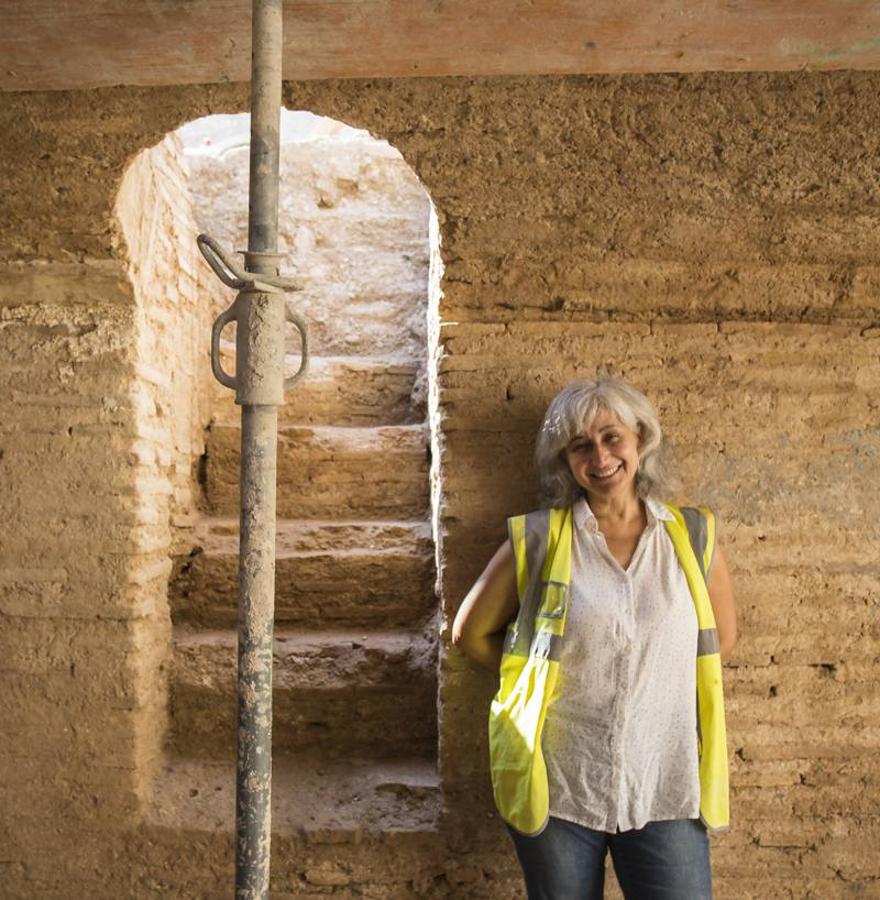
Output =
[{"x1": 198, "y1": 233, "x2": 309, "y2": 404}]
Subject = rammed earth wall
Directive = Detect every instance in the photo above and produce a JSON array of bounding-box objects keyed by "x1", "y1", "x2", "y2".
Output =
[{"x1": 0, "y1": 73, "x2": 878, "y2": 898}]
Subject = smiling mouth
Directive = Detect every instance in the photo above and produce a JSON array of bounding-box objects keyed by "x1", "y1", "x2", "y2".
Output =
[{"x1": 591, "y1": 463, "x2": 622, "y2": 480}]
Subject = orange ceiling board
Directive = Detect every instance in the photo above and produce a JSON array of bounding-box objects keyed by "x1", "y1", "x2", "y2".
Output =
[{"x1": 2, "y1": 1, "x2": 879, "y2": 92}]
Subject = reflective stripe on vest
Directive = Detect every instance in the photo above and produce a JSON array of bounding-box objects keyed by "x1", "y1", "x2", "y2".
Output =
[
  {"x1": 488, "y1": 503, "x2": 730, "y2": 836},
  {"x1": 661, "y1": 503, "x2": 730, "y2": 832},
  {"x1": 488, "y1": 506, "x2": 573, "y2": 836}
]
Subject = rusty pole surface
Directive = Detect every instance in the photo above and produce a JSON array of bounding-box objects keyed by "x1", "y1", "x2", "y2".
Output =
[
  {"x1": 235, "y1": 3, "x2": 283, "y2": 895},
  {"x1": 197, "y1": 0, "x2": 308, "y2": 896}
]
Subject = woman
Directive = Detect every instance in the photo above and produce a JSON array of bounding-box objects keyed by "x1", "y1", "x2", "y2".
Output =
[{"x1": 452, "y1": 377, "x2": 736, "y2": 900}]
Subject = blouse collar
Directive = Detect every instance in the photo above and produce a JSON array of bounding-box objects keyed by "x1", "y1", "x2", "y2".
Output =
[{"x1": 573, "y1": 495, "x2": 674, "y2": 534}]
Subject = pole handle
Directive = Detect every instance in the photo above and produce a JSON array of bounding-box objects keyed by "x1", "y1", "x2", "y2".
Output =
[
  {"x1": 284, "y1": 305, "x2": 309, "y2": 390},
  {"x1": 211, "y1": 304, "x2": 239, "y2": 389}
]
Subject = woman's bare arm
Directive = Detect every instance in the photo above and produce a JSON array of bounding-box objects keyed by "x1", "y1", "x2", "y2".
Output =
[
  {"x1": 707, "y1": 543, "x2": 737, "y2": 662},
  {"x1": 451, "y1": 540, "x2": 520, "y2": 673}
]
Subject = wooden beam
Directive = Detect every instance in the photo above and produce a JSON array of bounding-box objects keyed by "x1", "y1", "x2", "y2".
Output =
[{"x1": 2, "y1": 1, "x2": 880, "y2": 92}]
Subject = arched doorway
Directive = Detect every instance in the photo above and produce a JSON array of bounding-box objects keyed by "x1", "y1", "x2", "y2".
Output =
[{"x1": 115, "y1": 110, "x2": 443, "y2": 837}]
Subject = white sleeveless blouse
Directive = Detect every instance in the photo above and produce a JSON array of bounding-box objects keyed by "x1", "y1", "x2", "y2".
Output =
[{"x1": 541, "y1": 496, "x2": 702, "y2": 833}]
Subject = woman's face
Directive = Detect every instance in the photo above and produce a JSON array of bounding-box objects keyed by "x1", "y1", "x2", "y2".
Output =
[{"x1": 564, "y1": 407, "x2": 641, "y2": 503}]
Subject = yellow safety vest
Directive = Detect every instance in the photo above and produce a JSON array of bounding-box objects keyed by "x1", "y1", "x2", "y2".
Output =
[{"x1": 488, "y1": 503, "x2": 730, "y2": 836}]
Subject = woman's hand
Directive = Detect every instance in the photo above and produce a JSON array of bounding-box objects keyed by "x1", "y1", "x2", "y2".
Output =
[
  {"x1": 707, "y1": 543, "x2": 737, "y2": 662},
  {"x1": 451, "y1": 540, "x2": 520, "y2": 673}
]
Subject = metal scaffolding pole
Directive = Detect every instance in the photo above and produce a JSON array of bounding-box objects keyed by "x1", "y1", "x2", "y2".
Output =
[{"x1": 197, "y1": 1, "x2": 308, "y2": 896}]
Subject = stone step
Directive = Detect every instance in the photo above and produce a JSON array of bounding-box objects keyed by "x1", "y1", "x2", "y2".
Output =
[
  {"x1": 170, "y1": 518, "x2": 436, "y2": 629},
  {"x1": 205, "y1": 424, "x2": 430, "y2": 519},
  {"x1": 168, "y1": 628, "x2": 438, "y2": 760},
  {"x1": 146, "y1": 752, "x2": 441, "y2": 837},
  {"x1": 138, "y1": 752, "x2": 446, "y2": 895},
  {"x1": 211, "y1": 353, "x2": 426, "y2": 427}
]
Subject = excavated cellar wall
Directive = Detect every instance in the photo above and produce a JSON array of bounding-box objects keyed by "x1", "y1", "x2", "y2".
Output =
[
  {"x1": 0, "y1": 71, "x2": 878, "y2": 898},
  {"x1": 115, "y1": 132, "x2": 217, "y2": 550},
  {"x1": 0, "y1": 122, "x2": 218, "y2": 895},
  {"x1": 113, "y1": 132, "x2": 219, "y2": 794},
  {"x1": 0, "y1": 288, "x2": 148, "y2": 894}
]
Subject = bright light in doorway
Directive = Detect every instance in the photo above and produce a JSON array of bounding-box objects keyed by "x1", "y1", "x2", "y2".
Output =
[{"x1": 178, "y1": 110, "x2": 375, "y2": 158}]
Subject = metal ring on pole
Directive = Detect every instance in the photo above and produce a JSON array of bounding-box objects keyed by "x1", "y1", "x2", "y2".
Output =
[
  {"x1": 198, "y1": 233, "x2": 303, "y2": 292},
  {"x1": 198, "y1": 233, "x2": 247, "y2": 289}
]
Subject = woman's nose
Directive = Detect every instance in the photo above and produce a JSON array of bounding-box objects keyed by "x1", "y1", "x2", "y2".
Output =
[{"x1": 591, "y1": 445, "x2": 609, "y2": 467}]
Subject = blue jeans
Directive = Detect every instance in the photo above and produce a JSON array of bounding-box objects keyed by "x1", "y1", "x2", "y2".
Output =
[{"x1": 507, "y1": 816, "x2": 712, "y2": 899}]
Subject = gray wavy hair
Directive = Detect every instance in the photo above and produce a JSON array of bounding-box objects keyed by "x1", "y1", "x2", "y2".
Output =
[{"x1": 535, "y1": 376, "x2": 679, "y2": 508}]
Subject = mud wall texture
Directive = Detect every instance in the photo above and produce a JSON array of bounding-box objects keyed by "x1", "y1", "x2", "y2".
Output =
[
  {"x1": 0, "y1": 71, "x2": 878, "y2": 898},
  {"x1": 0, "y1": 128, "x2": 218, "y2": 894}
]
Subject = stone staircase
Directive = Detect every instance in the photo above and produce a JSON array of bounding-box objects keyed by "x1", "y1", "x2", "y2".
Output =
[
  {"x1": 148, "y1": 353, "x2": 441, "y2": 849},
  {"x1": 204, "y1": 423, "x2": 429, "y2": 520}
]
